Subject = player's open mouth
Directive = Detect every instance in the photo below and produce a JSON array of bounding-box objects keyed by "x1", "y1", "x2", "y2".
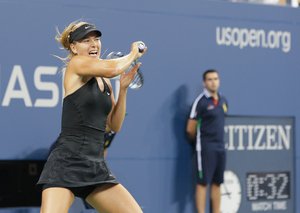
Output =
[{"x1": 89, "y1": 50, "x2": 98, "y2": 56}]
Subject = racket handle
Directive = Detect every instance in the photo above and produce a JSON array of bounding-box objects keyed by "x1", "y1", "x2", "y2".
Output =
[{"x1": 138, "y1": 42, "x2": 146, "y2": 53}]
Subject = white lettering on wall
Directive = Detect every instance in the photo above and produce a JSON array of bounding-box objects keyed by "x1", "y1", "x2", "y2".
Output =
[
  {"x1": 1, "y1": 65, "x2": 62, "y2": 108},
  {"x1": 2, "y1": 65, "x2": 33, "y2": 107},
  {"x1": 224, "y1": 125, "x2": 291, "y2": 151},
  {"x1": 216, "y1": 27, "x2": 291, "y2": 53}
]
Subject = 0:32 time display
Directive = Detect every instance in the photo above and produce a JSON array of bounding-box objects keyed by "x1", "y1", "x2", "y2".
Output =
[{"x1": 246, "y1": 172, "x2": 290, "y2": 201}]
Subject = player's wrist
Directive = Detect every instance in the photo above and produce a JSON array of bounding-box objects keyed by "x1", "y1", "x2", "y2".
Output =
[{"x1": 119, "y1": 86, "x2": 128, "y2": 93}]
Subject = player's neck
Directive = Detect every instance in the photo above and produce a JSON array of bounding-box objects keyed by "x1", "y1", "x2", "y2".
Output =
[
  {"x1": 212, "y1": 94, "x2": 219, "y2": 100},
  {"x1": 207, "y1": 90, "x2": 219, "y2": 100}
]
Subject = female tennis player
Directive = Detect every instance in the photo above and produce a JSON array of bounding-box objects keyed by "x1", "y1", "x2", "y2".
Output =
[{"x1": 37, "y1": 20, "x2": 147, "y2": 213}]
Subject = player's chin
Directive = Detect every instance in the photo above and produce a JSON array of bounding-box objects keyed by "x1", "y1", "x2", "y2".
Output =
[
  {"x1": 88, "y1": 54, "x2": 100, "y2": 59},
  {"x1": 211, "y1": 86, "x2": 219, "y2": 90}
]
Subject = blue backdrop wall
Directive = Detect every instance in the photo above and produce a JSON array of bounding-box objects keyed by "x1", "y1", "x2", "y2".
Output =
[{"x1": 0, "y1": 0, "x2": 299, "y2": 212}]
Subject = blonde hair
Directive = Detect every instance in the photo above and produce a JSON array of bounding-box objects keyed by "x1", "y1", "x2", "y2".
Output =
[{"x1": 55, "y1": 20, "x2": 89, "y2": 63}]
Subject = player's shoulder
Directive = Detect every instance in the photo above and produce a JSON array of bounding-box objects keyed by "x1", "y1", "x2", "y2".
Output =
[
  {"x1": 193, "y1": 91, "x2": 204, "y2": 100},
  {"x1": 192, "y1": 91, "x2": 207, "y2": 107}
]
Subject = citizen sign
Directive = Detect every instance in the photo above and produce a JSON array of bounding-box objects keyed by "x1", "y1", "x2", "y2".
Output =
[{"x1": 224, "y1": 125, "x2": 291, "y2": 151}]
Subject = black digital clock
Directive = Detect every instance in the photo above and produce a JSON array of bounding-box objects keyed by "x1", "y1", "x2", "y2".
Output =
[{"x1": 246, "y1": 172, "x2": 290, "y2": 201}]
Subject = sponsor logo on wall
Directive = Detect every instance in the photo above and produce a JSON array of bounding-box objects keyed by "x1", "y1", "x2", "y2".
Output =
[
  {"x1": 222, "y1": 116, "x2": 294, "y2": 213},
  {"x1": 216, "y1": 26, "x2": 291, "y2": 53},
  {"x1": 0, "y1": 65, "x2": 63, "y2": 108}
]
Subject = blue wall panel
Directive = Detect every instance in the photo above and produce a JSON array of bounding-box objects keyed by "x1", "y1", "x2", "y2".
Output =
[{"x1": 0, "y1": 0, "x2": 299, "y2": 212}]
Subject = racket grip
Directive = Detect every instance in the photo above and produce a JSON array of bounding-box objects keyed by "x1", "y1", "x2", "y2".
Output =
[{"x1": 138, "y1": 42, "x2": 146, "y2": 53}]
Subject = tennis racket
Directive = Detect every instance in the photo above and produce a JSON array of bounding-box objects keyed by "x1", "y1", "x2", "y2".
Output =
[{"x1": 106, "y1": 48, "x2": 144, "y2": 90}]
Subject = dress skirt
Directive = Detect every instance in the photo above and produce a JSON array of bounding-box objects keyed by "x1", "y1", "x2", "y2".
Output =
[{"x1": 37, "y1": 126, "x2": 118, "y2": 188}]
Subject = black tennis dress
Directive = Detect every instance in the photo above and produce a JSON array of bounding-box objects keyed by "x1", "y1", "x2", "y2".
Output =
[{"x1": 37, "y1": 77, "x2": 118, "y2": 198}]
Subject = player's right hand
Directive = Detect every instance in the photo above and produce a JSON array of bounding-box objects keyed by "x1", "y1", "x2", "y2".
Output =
[{"x1": 131, "y1": 41, "x2": 147, "y2": 59}]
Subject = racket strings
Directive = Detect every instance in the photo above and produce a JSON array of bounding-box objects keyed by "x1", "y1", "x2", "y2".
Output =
[{"x1": 106, "y1": 51, "x2": 144, "y2": 89}]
